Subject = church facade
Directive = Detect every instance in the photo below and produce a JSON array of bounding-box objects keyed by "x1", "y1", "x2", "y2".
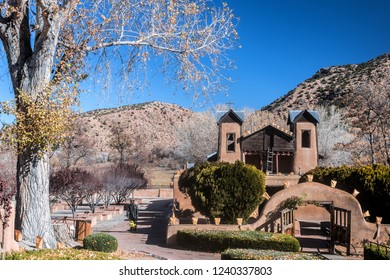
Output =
[{"x1": 213, "y1": 109, "x2": 320, "y2": 175}]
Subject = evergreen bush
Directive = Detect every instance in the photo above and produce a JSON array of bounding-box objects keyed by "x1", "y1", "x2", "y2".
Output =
[
  {"x1": 178, "y1": 161, "x2": 266, "y2": 224},
  {"x1": 364, "y1": 243, "x2": 390, "y2": 260},
  {"x1": 304, "y1": 164, "x2": 390, "y2": 223},
  {"x1": 83, "y1": 233, "x2": 118, "y2": 253}
]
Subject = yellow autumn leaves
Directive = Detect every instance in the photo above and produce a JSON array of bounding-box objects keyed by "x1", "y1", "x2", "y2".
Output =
[{"x1": 1, "y1": 85, "x2": 77, "y2": 156}]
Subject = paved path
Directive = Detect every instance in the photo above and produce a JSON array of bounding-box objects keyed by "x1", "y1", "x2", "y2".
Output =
[
  {"x1": 92, "y1": 199, "x2": 359, "y2": 260},
  {"x1": 93, "y1": 198, "x2": 220, "y2": 260},
  {"x1": 295, "y1": 220, "x2": 331, "y2": 254}
]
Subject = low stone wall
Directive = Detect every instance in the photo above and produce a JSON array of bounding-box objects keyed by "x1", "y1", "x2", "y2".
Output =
[
  {"x1": 294, "y1": 204, "x2": 330, "y2": 221},
  {"x1": 265, "y1": 174, "x2": 300, "y2": 187},
  {"x1": 0, "y1": 201, "x2": 20, "y2": 254},
  {"x1": 172, "y1": 174, "x2": 195, "y2": 213},
  {"x1": 0, "y1": 203, "x2": 127, "y2": 253},
  {"x1": 134, "y1": 188, "x2": 173, "y2": 198}
]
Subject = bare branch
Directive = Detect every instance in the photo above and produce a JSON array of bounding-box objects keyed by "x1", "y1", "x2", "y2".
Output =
[{"x1": 85, "y1": 39, "x2": 186, "y2": 54}]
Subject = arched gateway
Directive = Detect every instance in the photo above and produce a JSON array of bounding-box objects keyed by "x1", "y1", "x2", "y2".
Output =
[{"x1": 254, "y1": 182, "x2": 388, "y2": 255}]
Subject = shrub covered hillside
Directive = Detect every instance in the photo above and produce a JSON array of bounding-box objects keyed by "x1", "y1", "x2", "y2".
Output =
[
  {"x1": 305, "y1": 164, "x2": 390, "y2": 223},
  {"x1": 179, "y1": 161, "x2": 266, "y2": 224}
]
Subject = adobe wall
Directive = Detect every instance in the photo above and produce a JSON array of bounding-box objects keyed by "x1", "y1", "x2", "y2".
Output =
[
  {"x1": 0, "y1": 201, "x2": 20, "y2": 253},
  {"x1": 219, "y1": 122, "x2": 242, "y2": 163},
  {"x1": 254, "y1": 182, "x2": 390, "y2": 253},
  {"x1": 294, "y1": 204, "x2": 329, "y2": 221},
  {"x1": 172, "y1": 173, "x2": 195, "y2": 213},
  {"x1": 293, "y1": 122, "x2": 318, "y2": 175},
  {"x1": 133, "y1": 188, "x2": 173, "y2": 198},
  {"x1": 265, "y1": 174, "x2": 300, "y2": 187}
]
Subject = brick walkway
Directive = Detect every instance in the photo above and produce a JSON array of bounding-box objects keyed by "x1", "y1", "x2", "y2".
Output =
[{"x1": 93, "y1": 198, "x2": 220, "y2": 260}]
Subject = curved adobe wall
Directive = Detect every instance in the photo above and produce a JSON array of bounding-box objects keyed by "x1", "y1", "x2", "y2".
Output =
[
  {"x1": 0, "y1": 201, "x2": 19, "y2": 253},
  {"x1": 254, "y1": 182, "x2": 389, "y2": 253}
]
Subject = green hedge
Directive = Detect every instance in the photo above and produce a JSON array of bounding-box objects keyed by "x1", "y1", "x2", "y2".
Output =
[
  {"x1": 364, "y1": 243, "x2": 390, "y2": 260},
  {"x1": 304, "y1": 165, "x2": 390, "y2": 223},
  {"x1": 83, "y1": 233, "x2": 118, "y2": 253},
  {"x1": 177, "y1": 229, "x2": 300, "y2": 253},
  {"x1": 221, "y1": 248, "x2": 326, "y2": 260}
]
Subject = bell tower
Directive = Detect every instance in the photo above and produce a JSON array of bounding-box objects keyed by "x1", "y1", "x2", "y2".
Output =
[
  {"x1": 217, "y1": 110, "x2": 243, "y2": 163},
  {"x1": 288, "y1": 110, "x2": 320, "y2": 175}
]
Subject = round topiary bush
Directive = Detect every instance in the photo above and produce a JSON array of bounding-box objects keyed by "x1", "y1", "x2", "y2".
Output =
[
  {"x1": 83, "y1": 233, "x2": 118, "y2": 253},
  {"x1": 179, "y1": 161, "x2": 266, "y2": 224}
]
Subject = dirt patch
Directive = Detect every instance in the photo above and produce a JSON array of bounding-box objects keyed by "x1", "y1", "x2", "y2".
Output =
[{"x1": 145, "y1": 167, "x2": 177, "y2": 186}]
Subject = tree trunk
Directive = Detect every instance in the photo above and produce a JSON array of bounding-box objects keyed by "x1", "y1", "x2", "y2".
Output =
[
  {"x1": 15, "y1": 151, "x2": 57, "y2": 248},
  {"x1": 0, "y1": 2, "x2": 72, "y2": 249}
]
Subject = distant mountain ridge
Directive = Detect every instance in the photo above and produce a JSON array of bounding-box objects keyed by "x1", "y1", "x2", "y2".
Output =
[
  {"x1": 75, "y1": 53, "x2": 389, "y2": 167},
  {"x1": 261, "y1": 53, "x2": 390, "y2": 119}
]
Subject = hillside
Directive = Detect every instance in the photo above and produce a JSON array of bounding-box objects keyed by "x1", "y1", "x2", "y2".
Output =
[
  {"x1": 74, "y1": 101, "x2": 194, "y2": 168},
  {"x1": 51, "y1": 53, "x2": 390, "y2": 171},
  {"x1": 261, "y1": 53, "x2": 390, "y2": 120}
]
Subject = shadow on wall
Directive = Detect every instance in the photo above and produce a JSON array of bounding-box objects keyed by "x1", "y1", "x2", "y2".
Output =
[{"x1": 253, "y1": 182, "x2": 390, "y2": 254}]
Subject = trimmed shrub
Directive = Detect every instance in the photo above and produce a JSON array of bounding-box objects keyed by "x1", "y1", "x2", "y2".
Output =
[
  {"x1": 177, "y1": 229, "x2": 300, "y2": 253},
  {"x1": 179, "y1": 161, "x2": 266, "y2": 224},
  {"x1": 304, "y1": 164, "x2": 390, "y2": 223},
  {"x1": 364, "y1": 243, "x2": 390, "y2": 260},
  {"x1": 83, "y1": 233, "x2": 118, "y2": 253},
  {"x1": 221, "y1": 248, "x2": 326, "y2": 260}
]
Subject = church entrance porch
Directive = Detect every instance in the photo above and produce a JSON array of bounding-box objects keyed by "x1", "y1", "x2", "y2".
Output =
[{"x1": 243, "y1": 151, "x2": 294, "y2": 175}]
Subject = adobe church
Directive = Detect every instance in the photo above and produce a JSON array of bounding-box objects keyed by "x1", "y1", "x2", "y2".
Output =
[{"x1": 211, "y1": 109, "x2": 320, "y2": 175}]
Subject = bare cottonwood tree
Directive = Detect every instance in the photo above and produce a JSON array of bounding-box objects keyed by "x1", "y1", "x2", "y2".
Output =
[
  {"x1": 109, "y1": 124, "x2": 133, "y2": 166},
  {"x1": 0, "y1": 1, "x2": 238, "y2": 247},
  {"x1": 242, "y1": 109, "x2": 287, "y2": 134},
  {"x1": 174, "y1": 110, "x2": 217, "y2": 163},
  {"x1": 54, "y1": 117, "x2": 95, "y2": 168},
  {"x1": 316, "y1": 105, "x2": 354, "y2": 167},
  {"x1": 347, "y1": 79, "x2": 390, "y2": 165}
]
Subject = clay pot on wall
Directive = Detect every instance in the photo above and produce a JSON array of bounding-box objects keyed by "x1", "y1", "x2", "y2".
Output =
[
  {"x1": 14, "y1": 230, "x2": 22, "y2": 242},
  {"x1": 57, "y1": 242, "x2": 65, "y2": 249},
  {"x1": 191, "y1": 217, "x2": 198, "y2": 225},
  {"x1": 36, "y1": 236, "x2": 43, "y2": 249},
  {"x1": 213, "y1": 217, "x2": 221, "y2": 225},
  {"x1": 236, "y1": 218, "x2": 243, "y2": 225}
]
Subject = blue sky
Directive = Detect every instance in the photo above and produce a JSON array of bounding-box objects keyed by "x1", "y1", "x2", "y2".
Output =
[
  {"x1": 81, "y1": 0, "x2": 390, "y2": 112},
  {"x1": 1, "y1": 0, "x2": 390, "y2": 117}
]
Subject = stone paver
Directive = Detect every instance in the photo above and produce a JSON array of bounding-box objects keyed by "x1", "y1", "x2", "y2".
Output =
[{"x1": 93, "y1": 198, "x2": 220, "y2": 260}]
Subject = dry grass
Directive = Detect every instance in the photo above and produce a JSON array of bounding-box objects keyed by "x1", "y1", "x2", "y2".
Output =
[
  {"x1": 145, "y1": 167, "x2": 177, "y2": 186},
  {"x1": 5, "y1": 248, "x2": 158, "y2": 260}
]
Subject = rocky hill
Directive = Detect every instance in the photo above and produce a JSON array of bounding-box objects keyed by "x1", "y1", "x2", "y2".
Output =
[
  {"x1": 77, "y1": 101, "x2": 194, "y2": 166},
  {"x1": 61, "y1": 53, "x2": 389, "y2": 169},
  {"x1": 261, "y1": 53, "x2": 390, "y2": 120}
]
